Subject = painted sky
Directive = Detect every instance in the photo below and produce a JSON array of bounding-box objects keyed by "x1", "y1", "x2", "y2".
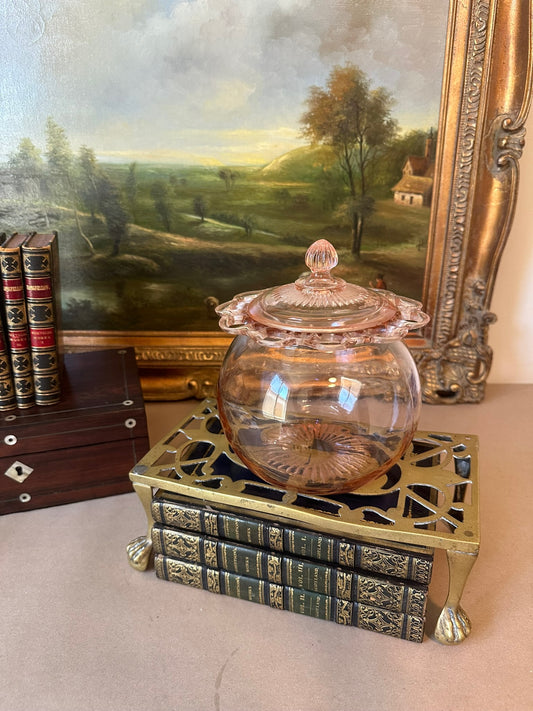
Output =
[{"x1": 1, "y1": 0, "x2": 449, "y2": 165}]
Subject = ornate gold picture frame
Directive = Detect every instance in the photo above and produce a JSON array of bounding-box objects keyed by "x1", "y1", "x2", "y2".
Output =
[{"x1": 64, "y1": 0, "x2": 532, "y2": 404}]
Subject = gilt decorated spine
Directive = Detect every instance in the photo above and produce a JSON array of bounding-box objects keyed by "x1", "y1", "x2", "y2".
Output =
[
  {"x1": 0, "y1": 233, "x2": 34, "y2": 408},
  {"x1": 154, "y1": 554, "x2": 426, "y2": 643},
  {"x1": 0, "y1": 307, "x2": 16, "y2": 410},
  {"x1": 151, "y1": 524, "x2": 428, "y2": 617},
  {"x1": 151, "y1": 496, "x2": 434, "y2": 585},
  {"x1": 22, "y1": 232, "x2": 62, "y2": 405}
]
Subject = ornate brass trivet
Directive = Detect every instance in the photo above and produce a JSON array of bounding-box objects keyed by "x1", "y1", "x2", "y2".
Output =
[{"x1": 127, "y1": 399, "x2": 479, "y2": 645}]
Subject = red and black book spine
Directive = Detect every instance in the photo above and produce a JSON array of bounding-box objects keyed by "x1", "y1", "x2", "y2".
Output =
[
  {"x1": 0, "y1": 233, "x2": 34, "y2": 408},
  {"x1": 22, "y1": 232, "x2": 62, "y2": 405},
  {"x1": 0, "y1": 232, "x2": 15, "y2": 409},
  {"x1": 0, "y1": 306, "x2": 16, "y2": 410}
]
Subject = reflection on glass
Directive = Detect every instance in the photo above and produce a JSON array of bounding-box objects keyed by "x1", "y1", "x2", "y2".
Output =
[
  {"x1": 217, "y1": 337, "x2": 421, "y2": 495},
  {"x1": 216, "y1": 239, "x2": 428, "y2": 495},
  {"x1": 262, "y1": 374, "x2": 289, "y2": 420},
  {"x1": 338, "y1": 376, "x2": 362, "y2": 413}
]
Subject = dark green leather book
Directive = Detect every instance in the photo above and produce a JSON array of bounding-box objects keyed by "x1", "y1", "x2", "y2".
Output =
[
  {"x1": 154, "y1": 553, "x2": 426, "y2": 643},
  {"x1": 151, "y1": 494, "x2": 434, "y2": 585},
  {"x1": 151, "y1": 523, "x2": 428, "y2": 617}
]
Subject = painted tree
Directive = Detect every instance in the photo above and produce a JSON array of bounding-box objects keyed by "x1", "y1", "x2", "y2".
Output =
[
  {"x1": 218, "y1": 168, "x2": 239, "y2": 191},
  {"x1": 44, "y1": 117, "x2": 75, "y2": 204},
  {"x1": 8, "y1": 138, "x2": 43, "y2": 199},
  {"x1": 375, "y1": 128, "x2": 435, "y2": 191},
  {"x1": 44, "y1": 118, "x2": 96, "y2": 253},
  {"x1": 78, "y1": 145, "x2": 100, "y2": 221},
  {"x1": 300, "y1": 64, "x2": 397, "y2": 257},
  {"x1": 193, "y1": 195, "x2": 208, "y2": 223},
  {"x1": 125, "y1": 162, "x2": 138, "y2": 221},
  {"x1": 98, "y1": 173, "x2": 129, "y2": 256},
  {"x1": 242, "y1": 214, "x2": 255, "y2": 238},
  {"x1": 150, "y1": 180, "x2": 173, "y2": 232}
]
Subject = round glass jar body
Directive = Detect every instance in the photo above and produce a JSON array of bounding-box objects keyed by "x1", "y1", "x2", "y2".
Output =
[{"x1": 217, "y1": 335, "x2": 422, "y2": 495}]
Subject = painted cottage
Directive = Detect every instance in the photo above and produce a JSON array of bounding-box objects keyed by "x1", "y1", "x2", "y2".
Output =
[{"x1": 392, "y1": 137, "x2": 435, "y2": 207}]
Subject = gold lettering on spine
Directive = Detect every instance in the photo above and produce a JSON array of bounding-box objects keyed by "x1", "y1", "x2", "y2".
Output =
[
  {"x1": 288, "y1": 561, "x2": 305, "y2": 589},
  {"x1": 221, "y1": 542, "x2": 230, "y2": 570},
  {"x1": 257, "y1": 580, "x2": 265, "y2": 604},
  {"x1": 287, "y1": 530, "x2": 295, "y2": 554},
  {"x1": 253, "y1": 550, "x2": 262, "y2": 576},
  {"x1": 322, "y1": 566, "x2": 330, "y2": 594},
  {"x1": 322, "y1": 594, "x2": 331, "y2": 620},
  {"x1": 287, "y1": 588, "x2": 295, "y2": 613},
  {"x1": 297, "y1": 591, "x2": 307, "y2": 614}
]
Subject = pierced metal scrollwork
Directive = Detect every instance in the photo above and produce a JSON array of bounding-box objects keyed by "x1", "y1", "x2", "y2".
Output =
[
  {"x1": 127, "y1": 399, "x2": 480, "y2": 644},
  {"x1": 135, "y1": 400, "x2": 478, "y2": 543}
]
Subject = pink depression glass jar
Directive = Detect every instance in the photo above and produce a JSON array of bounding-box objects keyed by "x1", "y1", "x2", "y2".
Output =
[{"x1": 216, "y1": 239, "x2": 430, "y2": 495}]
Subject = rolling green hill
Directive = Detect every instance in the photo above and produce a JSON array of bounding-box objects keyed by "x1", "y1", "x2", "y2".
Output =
[{"x1": 258, "y1": 145, "x2": 337, "y2": 182}]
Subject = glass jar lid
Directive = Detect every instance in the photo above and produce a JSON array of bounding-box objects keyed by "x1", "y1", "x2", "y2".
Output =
[{"x1": 216, "y1": 239, "x2": 429, "y2": 349}]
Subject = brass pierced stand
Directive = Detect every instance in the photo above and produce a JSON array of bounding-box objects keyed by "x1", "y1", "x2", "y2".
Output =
[{"x1": 127, "y1": 399, "x2": 479, "y2": 645}]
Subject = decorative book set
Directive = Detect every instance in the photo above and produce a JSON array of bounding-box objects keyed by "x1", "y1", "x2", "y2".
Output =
[
  {"x1": 0, "y1": 232, "x2": 61, "y2": 410},
  {"x1": 150, "y1": 495, "x2": 432, "y2": 642},
  {"x1": 127, "y1": 399, "x2": 480, "y2": 645},
  {"x1": 0, "y1": 230, "x2": 150, "y2": 515}
]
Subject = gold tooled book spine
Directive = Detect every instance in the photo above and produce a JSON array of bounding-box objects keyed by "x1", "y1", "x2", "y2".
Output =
[
  {"x1": 0, "y1": 233, "x2": 34, "y2": 408},
  {"x1": 22, "y1": 232, "x2": 61, "y2": 406},
  {"x1": 154, "y1": 554, "x2": 425, "y2": 643},
  {"x1": 0, "y1": 307, "x2": 16, "y2": 410},
  {"x1": 151, "y1": 495, "x2": 434, "y2": 585},
  {"x1": 151, "y1": 524, "x2": 428, "y2": 617}
]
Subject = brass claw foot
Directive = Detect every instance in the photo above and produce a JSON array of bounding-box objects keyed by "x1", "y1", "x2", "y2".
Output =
[
  {"x1": 434, "y1": 604, "x2": 472, "y2": 645},
  {"x1": 126, "y1": 535, "x2": 153, "y2": 571},
  {"x1": 432, "y1": 548, "x2": 478, "y2": 644}
]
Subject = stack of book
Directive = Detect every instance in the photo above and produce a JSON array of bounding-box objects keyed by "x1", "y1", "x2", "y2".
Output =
[
  {"x1": 149, "y1": 491, "x2": 434, "y2": 643},
  {"x1": 0, "y1": 231, "x2": 62, "y2": 410}
]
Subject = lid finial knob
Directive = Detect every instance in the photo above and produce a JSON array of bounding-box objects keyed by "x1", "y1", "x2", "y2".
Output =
[{"x1": 305, "y1": 239, "x2": 338, "y2": 275}]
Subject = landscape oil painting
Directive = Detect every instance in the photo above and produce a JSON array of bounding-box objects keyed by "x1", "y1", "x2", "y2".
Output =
[{"x1": 0, "y1": 0, "x2": 449, "y2": 333}]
